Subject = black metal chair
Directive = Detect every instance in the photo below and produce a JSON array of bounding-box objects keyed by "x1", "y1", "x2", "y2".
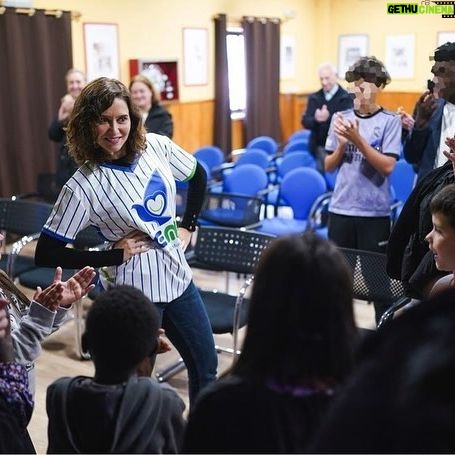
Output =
[
  {"x1": 156, "y1": 225, "x2": 276, "y2": 383},
  {"x1": 198, "y1": 192, "x2": 264, "y2": 229},
  {"x1": 0, "y1": 198, "x2": 53, "y2": 278},
  {"x1": 338, "y1": 247, "x2": 411, "y2": 329}
]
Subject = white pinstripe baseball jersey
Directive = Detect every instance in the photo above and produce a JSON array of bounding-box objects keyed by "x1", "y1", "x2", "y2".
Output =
[{"x1": 42, "y1": 133, "x2": 197, "y2": 303}]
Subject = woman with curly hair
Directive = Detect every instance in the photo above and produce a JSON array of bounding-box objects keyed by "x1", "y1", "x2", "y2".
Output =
[{"x1": 35, "y1": 77, "x2": 217, "y2": 405}]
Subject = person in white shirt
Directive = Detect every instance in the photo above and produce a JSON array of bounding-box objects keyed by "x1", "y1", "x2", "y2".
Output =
[{"x1": 404, "y1": 42, "x2": 455, "y2": 181}]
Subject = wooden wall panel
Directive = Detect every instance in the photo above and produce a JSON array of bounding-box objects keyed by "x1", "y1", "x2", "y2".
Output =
[
  {"x1": 376, "y1": 91, "x2": 421, "y2": 115},
  {"x1": 167, "y1": 100, "x2": 214, "y2": 153},
  {"x1": 165, "y1": 91, "x2": 421, "y2": 154},
  {"x1": 280, "y1": 93, "x2": 295, "y2": 145},
  {"x1": 232, "y1": 119, "x2": 244, "y2": 152}
]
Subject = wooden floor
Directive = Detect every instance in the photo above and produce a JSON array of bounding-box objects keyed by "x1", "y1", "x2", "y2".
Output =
[{"x1": 23, "y1": 268, "x2": 376, "y2": 454}]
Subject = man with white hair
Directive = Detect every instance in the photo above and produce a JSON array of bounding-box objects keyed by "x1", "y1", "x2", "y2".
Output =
[{"x1": 302, "y1": 62, "x2": 353, "y2": 172}]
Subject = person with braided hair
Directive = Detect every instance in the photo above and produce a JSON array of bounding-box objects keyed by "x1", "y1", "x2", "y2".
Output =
[{"x1": 0, "y1": 233, "x2": 96, "y2": 394}]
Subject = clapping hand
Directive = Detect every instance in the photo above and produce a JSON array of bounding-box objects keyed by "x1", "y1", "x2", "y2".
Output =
[
  {"x1": 443, "y1": 135, "x2": 455, "y2": 173},
  {"x1": 34, "y1": 266, "x2": 96, "y2": 312},
  {"x1": 157, "y1": 328, "x2": 172, "y2": 354},
  {"x1": 315, "y1": 104, "x2": 330, "y2": 123},
  {"x1": 397, "y1": 107, "x2": 415, "y2": 132},
  {"x1": 58, "y1": 94, "x2": 75, "y2": 122},
  {"x1": 334, "y1": 113, "x2": 359, "y2": 145},
  {"x1": 414, "y1": 91, "x2": 438, "y2": 129}
]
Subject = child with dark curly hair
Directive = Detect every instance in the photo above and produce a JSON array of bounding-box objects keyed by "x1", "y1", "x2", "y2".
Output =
[{"x1": 46, "y1": 285, "x2": 186, "y2": 454}]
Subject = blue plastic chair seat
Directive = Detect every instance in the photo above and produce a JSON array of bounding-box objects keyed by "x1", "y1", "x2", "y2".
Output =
[
  {"x1": 199, "y1": 193, "x2": 263, "y2": 228},
  {"x1": 199, "y1": 208, "x2": 250, "y2": 227},
  {"x1": 256, "y1": 218, "x2": 309, "y2": 236},
  {"x1": 314, "y1": 226, "x2": 329, "y2": 238}
]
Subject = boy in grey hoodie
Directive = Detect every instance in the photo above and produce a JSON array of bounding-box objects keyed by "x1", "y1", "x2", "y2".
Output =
[{"x1": 46, "y1": 285, "x2": 186, "y2": 454}]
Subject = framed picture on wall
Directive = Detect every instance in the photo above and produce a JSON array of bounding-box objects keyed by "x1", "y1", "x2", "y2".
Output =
[
  {"x1": 84, "y1": 23, "x2": 120, "y2": 81},
  {"x1": 182, "y1": 27, "x2": 209, "y2": 86},
  {"x1": 337, "y1": 34, "x2": 369, "y2": 78},
  {"x1": 129, "y1": 59, "x2": 179, "y2": 101},
  {"x1": 280, "y1": 35, "x2": 296, "y2": 79},
  {"x1": 438, "y1": 31, "x2": 455, "y2": 46},
  {"x1": 385, "y1": 34, "x2": 415, "y2": 79}
]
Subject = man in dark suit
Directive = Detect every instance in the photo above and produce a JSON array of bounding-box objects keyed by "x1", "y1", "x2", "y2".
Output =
[
  {"x1": 301, "y1": 63, "x2": 353, "y2": 172},
  {"x1": 404, "y1": 42, "x2": 455, "y2": 182}
]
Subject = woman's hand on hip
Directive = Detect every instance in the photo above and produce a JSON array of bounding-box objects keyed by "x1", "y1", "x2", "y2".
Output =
[
  {"x1": 178, "y1": 227, "x2": 193, "y2": 252},
  {"x1": 114, "y1": 230, "x2": 153, "y2": 262}
]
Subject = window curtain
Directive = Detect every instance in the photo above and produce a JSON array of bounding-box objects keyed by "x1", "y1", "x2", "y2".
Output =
[
  {"x1": 0, "y1": 8, "x2": 72, "y2": 197},
  {"x1": 242, "y1": 16, "x2": 281, "y2": 144},
  {"x1": 213, "y1": 13, "x2": 231, "y2": 158}
]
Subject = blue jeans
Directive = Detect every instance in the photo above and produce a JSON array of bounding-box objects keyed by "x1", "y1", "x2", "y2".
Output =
[{"x1": 155, "y1": 281, "x2": 218, "y2": 404}]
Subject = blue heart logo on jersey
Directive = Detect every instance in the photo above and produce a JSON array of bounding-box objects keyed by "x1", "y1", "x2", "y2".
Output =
[
  {"x1": 146, "y1": 191, "x2": 166, "y2": 216},
  {"x1": 132, "y1": 173, "x2": 172, "y2": 225}
]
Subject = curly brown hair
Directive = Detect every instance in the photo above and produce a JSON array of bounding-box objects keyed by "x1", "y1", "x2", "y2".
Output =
[{"x1": 66, "y1": 77, "x2": 146, "y2": 165}]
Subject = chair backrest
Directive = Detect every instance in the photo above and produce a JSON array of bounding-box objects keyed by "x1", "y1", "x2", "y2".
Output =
[
  {"x1": 193, "y1": 146, "x2": 225, "y2": 173},
  {"x1": 288, "y1": 129, "x2": 311, "y2": 144},
  {"x1": 279, "y1": 167, "x2": 327, "y2": 219},
  {"x1": 282, "y1": 138, "x2": 311, "y2": 155},
  {"x1": 339, "y1": 247, "x2": 406, "y2": 303},
  {"x1": 390, "y1": 159, "x2": 416, "y2": 203},
  {"x1": 223, "y1": 164, "x2": 268, "y2": 196},
  {"x1": 323, "y1": 169, "x2": 338, "y2": 191},
  {"x1": 0, "y1": 198, "x2": 53, "y2": 236},
  {"x1": 235, "y1": 148, "x2": 271, "y2": 169},
  {"x1": 73, "y1": 225, "x2": 106, "y2": 249},
  {"x1": 246, "y1": 136, "x2": 278, "y2": 156},
  {"x1": 277, "y1": 151, "x2": 317, "y2": 178},
  {"x1": 194, "y1": 226, "x2": 276, "y2": 274}
]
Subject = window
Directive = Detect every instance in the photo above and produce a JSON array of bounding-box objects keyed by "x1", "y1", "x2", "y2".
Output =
[{"x1": 226, "y1": 28, "x2": 246, "y2": 117}]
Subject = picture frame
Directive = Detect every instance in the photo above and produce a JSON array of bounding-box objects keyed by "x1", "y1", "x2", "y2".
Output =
[
  {"x1": 280, "y1": 35, "x2": 296, "y2": 79},
  {"x1": 337, "y1": 34, "x2": 369, "y2": 78},
  {"x1": 438, "y1": 31, "x2": 455, "y2": 46},
  {"x1": 385, "y1": 34, "x2": 415, "y2": 79},
  {"x1": 182, "y1": 27, "x2": 209, "y2": 86},
  {"x1": 84, "y1": 23, "x2": 120, "y2": 82},
  {"x1": 129, "y1": 59, "x2": 179, "y2": 101}
]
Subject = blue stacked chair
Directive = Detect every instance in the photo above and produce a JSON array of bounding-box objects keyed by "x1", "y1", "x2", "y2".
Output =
[
  {"x1": 246, "y1": 136, "x2": 279, "y2": 158},
  {"x1": 256, "y1": 167, "x2": 328, "y2": 237},
  {"x1": 389, "y1": 159, "x2": 416, "y2": 221},
  {"x1": 193, "y1": 145, "x2": 225, "y2": 179},
  {"x1": 199, "y1": 164, "x2": 269, "y2": 229},
  {"x1": 282, "y1": 138, "x2": 311, "y2": 155},
  {"x1": 288, "y1": 129, "x2": 311, "y2": 144}
]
